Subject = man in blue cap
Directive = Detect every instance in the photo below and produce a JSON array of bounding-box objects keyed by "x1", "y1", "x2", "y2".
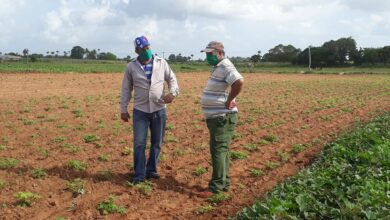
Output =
[{"x1": 120, "y1": 35, "x2": 179, "y2": 184}]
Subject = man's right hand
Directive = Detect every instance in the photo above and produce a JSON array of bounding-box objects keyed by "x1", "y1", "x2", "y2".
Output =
[{"x1": 121, "y1": 113, "x2": 130, "y2": 122}]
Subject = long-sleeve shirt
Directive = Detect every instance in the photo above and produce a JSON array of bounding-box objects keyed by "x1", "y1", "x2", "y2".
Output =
[{"x1": 120, "y1": 56, "x2": 179, "y2": 113}]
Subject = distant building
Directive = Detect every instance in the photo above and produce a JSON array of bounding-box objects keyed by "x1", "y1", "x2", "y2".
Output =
[{"x1": 0, "y1": 55, "x2": 22, "y2": 61}]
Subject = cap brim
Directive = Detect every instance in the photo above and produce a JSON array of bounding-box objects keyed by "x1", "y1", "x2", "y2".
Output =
[{"x1": 200, "y1": 48, "x2": 214, "y2": 53}]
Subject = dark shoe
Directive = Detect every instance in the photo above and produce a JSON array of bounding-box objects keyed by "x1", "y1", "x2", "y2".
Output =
[{"x1": 145, "y1": 173, "x2": 160, "y2": 180}]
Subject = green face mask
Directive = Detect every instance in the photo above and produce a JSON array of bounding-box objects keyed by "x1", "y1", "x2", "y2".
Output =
[
  {"x1": 139, "y1": 49, "x2": 153, "y2": 61},
  {"x1": 206, "y1": 53, "x2": 219, "y2": 66}
]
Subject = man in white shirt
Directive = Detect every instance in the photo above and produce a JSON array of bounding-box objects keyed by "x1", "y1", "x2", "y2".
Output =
[{"x1": 120, "y1": 36, "x2": 179, "y2": 184}]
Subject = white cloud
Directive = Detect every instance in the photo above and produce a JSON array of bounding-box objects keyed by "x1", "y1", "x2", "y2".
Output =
[
  {"x1": 1, "y1": 0, "x2": 390, "y2": 58},
  {"x1": 83, "y1": 5, "x2": 114, "y2": 24}
]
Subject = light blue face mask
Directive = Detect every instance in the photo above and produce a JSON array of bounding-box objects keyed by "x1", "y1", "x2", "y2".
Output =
[{"x1": 139, "y1": 49, "x2": 153, "y2": 61}]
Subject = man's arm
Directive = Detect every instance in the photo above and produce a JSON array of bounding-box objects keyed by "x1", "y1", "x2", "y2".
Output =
[
  {"x1": 225, "y1": 78, "x2": 244, "y2": 109},
  {"x1": 163, "y1": 60, "x2": 179, "y2": 103},
  {"x1": 120, "y1": 68, "x2": 133, "y2": 122}
]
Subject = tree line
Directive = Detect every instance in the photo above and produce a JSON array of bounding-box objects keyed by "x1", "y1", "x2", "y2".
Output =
[
  {"x1": 2, "y1": 37, "x2": 390, "y2": 66},
  {"x1": 247, "y1": 37, "x2": 390, "y2": 67},
  {"x1": 1, "y1": 46, "x2": 125, "y2": 62}
]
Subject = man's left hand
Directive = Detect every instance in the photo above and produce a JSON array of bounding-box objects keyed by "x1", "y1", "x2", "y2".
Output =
[
  {"x1": 163, "y1": 93, "x2": 175, "y2": 103},
  {"x1": 225, "y1": 99, "x2": 237, "y2": 109}
]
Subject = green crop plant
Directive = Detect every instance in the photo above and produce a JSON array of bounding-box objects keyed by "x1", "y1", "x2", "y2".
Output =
[
  {"x1": 277, "y1": 151, "x2": 291, "y2": 162},
  {"x1": 263, "y1": 134, "x2": 279, "y2": 143},
  {"x1": 96, "y1": 195, "x2": 126, "y2": 215},
  {"x1": 230, "y1": 151, "x2": 247, "y2": 160},
  {"x1": 127, "y1": 181, "x2": 153, "y2": 195},
  {"x1": 0, "y1": 179, "x2": 7, "y2": 190},
  {"x1": 249, "y1": 168, "x2": 264, "y2": 177},
  {"x1": 14, "y1": 192, "x2": 40, "y2": 206},
  {"x1": 67, "y1": 160, "x2": 87, "y2": 171},
  {"x1": 292, "y1": 144, "x2": 304, "y2": 153},
  {"x1": 194, "y1": 167, "x2": 208, "y2": 176},
  {"x1": 265, "y1": 161, "x2": 281, "y2": 170},
  {"x1": 66, "y1": 178, "x2": 86, "y2": 195},
  {"x1": 30, "y1": 168, "x2": 47, "y2": 179},
  {"x1": 83, "y1": 134, "x2": 100, "y2": 143},
  {"x1": 98, "y1": 153, "x2": 110, "y2": 162},
  {"x1": 0, "y1": 158, "x2": 20, "y2": 169},
  {"x1": 244, "y1": 143, "x2": 258, "y2": 152},
  {"x1": 196, "y1": 205, "x2": 214, "y2": 214},
  {"x1": 208, "y1": 192, "x2": 231, "y2": 204}
]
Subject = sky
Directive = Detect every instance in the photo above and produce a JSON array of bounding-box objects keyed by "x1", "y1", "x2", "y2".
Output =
[{"x1": 1, "y1": 0, "x2": 390, "y2": 59}]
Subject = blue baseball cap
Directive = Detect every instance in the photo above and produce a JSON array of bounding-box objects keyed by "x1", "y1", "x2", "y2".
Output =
[{"x1": 134, "y1": 36, "x2": 150, "y2": 49}]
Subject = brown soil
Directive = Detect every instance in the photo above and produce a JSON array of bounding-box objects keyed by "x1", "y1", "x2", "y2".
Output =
[{"x1": 0, "y1": 73, "x2": 389, "y2": 220}]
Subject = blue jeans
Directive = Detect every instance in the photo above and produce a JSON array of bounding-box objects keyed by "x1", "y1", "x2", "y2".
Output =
[{"x1": 132, "y1": 108, "x2": 166, "y2": 181}]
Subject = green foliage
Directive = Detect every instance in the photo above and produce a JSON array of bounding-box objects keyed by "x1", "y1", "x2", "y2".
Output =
[
  {"x1": 37, "y1": 147, "x2": 49, "y2": 158},
  {"x1": 30, "y1": 168, "x2": 47, "y2": 179},
  {"x1": 52, "y1": 136, "x2": 66, "y2": 143},
  {"x1": 230, "y1": 151, "x2": 248, "y2": 160},
  {"x1": 98, "y1": 153, "x2": 110, "y2": 162},
  {"x1": 194, "y1": 167, "x2": 208, "y2": 176},
  {"x1": 0, "y1": 145, "x2": 7, "y2": 151},
  {"x1": 244, "y1": 143, "x2": 258, "y2": 152},
  {"x1": 66, "y1": 178, "x2": 86, "y2": 195},
  {"x1": 0, "y1": 158, "x2": 20, "y2": 169},
  {"x1": 208, "y1": 192, "x2": 231, "y2": 204},
  {"x1": 127, "y1": 181, "x2": 153, "y2": 195},
  {"x1": 265, "y1": 161, "x2": 281, "y2": 170},
  {"x1": 292, "y1": 144, "x2": 304, "y2": 153},
  {"x1": 83, "y1": 134, "x2": 100, "y2": 143},
  {"x1": 249, "y1": 168, "x2": 264, "y2": 177},
  {"x1": 71, "y1": 109, "x2": 84, "y2": 118},
  {"x1": 96, "y1": 195, "x2": 126, "y2": 215},
  {"x1": 196, "y1": 205, "x2": 214, "y2": 214},
  {"x1": 121, "y1": 147, "x2": 132, "y2": 156},
  {"x1": 0, "y1": 179, "x2": 7, "y2": 190},
  {"x1": 235, "y1": 113, "x2": 390, "y2": 220},
  {"x1": 263, "y1": 134, "x2": 279, "y2": 143},
  {"x1": 67, "y1": 160, "x2": 87, "y2": 171},
  {"x1": 277, "y1": 150, "x2": 290, "y2": 162},
  {"x1": 14, "y1": 192, "x2": 40, "y2": 206}
]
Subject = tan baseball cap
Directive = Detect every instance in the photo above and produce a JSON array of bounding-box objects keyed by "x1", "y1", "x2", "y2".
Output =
[{"x1": 200, "y1": 41, "x2": 224, "y2": 52}]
